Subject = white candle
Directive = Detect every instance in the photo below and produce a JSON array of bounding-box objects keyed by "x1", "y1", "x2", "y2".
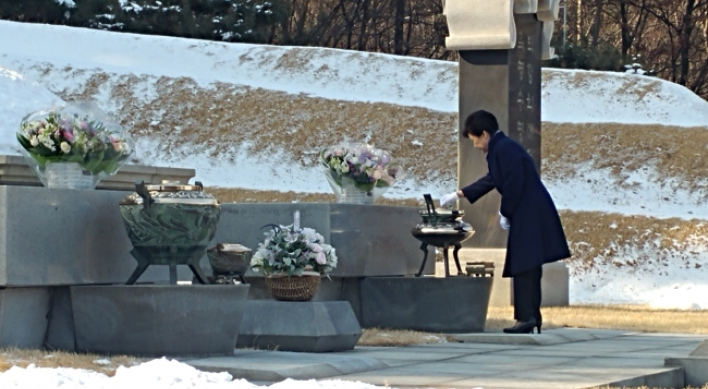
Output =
[{"x1": 294, "y1": 210, "x2": 300, "y2": 232}]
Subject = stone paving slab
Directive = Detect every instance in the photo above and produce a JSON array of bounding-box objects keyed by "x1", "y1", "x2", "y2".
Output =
[
  {"x1": 410, "y1": 342, "x2": 526, "y2": 350},
  {"x1": 449, "y1": 328, "x2": 633, "y2": 346},
  {"x1": 442, "y1": 371, "x2": 616, "y2": 389},
  {"x1": 184, "y1": 350, "x2": 387, "y2": 381},
  {"x1": 183, "y1": 329, "x2": 701, "y2": 388},
  {"x1": 450, "y1": 332, "x2": 570, "y2": 346}
]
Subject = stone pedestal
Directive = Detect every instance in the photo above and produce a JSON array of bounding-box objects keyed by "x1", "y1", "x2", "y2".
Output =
[
  {"x1": 71, "y1": 285, "x2": 249, "y2": 357},
  {"x1": 360, "y1": 276, "x2": 493, "y2": 333},
  {"x1": 237, "y1": 301, "x2": 362, "y2": 352}
]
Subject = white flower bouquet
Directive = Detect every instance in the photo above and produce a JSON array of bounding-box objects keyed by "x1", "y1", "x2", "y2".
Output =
[
  {"x1": 16, "y1": 101, "x2": 134, "y2": 188},
  {"x1": 320, "y1": 143, "x2": 404, "y2": 203},
  {"x1": 250, "y1": 224, "x2": 338, "y2": 276}
]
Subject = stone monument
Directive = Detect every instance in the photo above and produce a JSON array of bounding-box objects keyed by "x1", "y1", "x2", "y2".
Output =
[{"x1": 443, "y1": 0, "x2": 569, "y2": 307}]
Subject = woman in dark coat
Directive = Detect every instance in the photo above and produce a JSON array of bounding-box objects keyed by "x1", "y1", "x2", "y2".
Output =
[{"x1": 440, "y1": 110, "x2": 571, "y2": 334}]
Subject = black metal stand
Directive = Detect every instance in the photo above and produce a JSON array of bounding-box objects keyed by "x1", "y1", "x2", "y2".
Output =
[
  {"x1": 414, "y1": 242, "x2": 463, "y2": 277},
  {"x1": 415, "y1": 242, "x2": 429, "y2": 277},
  {"x1": 126, "y1": 246, "x2": 210, "y2": 285}
]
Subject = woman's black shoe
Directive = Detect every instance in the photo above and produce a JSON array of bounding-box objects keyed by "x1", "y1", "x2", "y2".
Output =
[{"x1": 503, "y1": 318, "x2": 539, "y2": 334}]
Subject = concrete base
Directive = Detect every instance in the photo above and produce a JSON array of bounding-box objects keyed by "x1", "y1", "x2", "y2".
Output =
[
  {"x1": 0, "y1": 288, "x2": 51, "y2": 348},
  {"x1": 70, "y1": 285, "x2": 249, "y2": 357},
  {"x1": 360, "y1": 276, "x2": 492, "y2": 333},
  {"x1": 0, "y1": 287, "x2": 78, "y2": 350},
  {"x1": 0, "y1": 186, "x2": 194, "y2": 286},
  {"x1": 457, "y1": 248, "x2": 569, "y2": 307},
  {"x1": 237, "y1": 301, "x2": 362, "y2": 352},
  {"x1": 665, "y1": 356, "x2": 708, "y2": 387},
  {"x1": 664, "y1": 340, "x2": 708, "y2": 387}
]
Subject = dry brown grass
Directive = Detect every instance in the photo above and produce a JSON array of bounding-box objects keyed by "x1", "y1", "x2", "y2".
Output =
[
  {"x1": 0, "y1": 348, "x2": 141, "y2": 376},
  {"x1": 358, "y1": 328, "x2": 451, "y2": 347},
  {"x1": 487, "y1": 305, "x2": 708, "y2": 334},
  {"x1": 558, "y1": 210, "x2": 708, "y2": 271},
  {"x1": 207, "y1": 187, "x2": 421, "y2": 206},
  {"x1": 543, "y1": 122, "x2": 708, "y2": 195}
]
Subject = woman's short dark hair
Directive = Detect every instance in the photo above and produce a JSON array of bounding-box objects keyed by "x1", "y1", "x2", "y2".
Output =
[{"x1": 462, "y1": 110, "x2": 499, "y2": 137}]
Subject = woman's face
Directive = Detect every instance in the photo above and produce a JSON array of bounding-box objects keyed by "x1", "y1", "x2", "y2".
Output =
[{"x1": 468, "y1": 132, "x2": 490, "y2": 153}]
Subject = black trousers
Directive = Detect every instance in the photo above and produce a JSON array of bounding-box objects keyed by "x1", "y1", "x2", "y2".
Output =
[{"x1": 513, "y1": 266, "x2": 543, "y2": 323}]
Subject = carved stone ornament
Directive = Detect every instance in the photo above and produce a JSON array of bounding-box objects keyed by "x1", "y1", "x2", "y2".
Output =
[{"x1": 443, "y1": 0, "x2": 560, "y2": 54}]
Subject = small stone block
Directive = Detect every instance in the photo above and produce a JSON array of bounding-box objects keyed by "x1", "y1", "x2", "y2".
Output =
[
  {"x1": 71, "y1": 285, "x2": 249, "y2": 357},
  {"x1": 236, "y1": 301, "x2": 362, "y2": 352}
]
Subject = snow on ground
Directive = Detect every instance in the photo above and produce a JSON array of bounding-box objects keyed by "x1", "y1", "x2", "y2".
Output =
[
  {"x1": 542, "y1": 68, "x2": 708, "y2": 127},
  {"x1": 0, "y1": 358, "x2": 391, "y2": 389},
  {"x1": 546, "y1": 163, "x2": 708, "y2": 220},
  {"x1": 0, "y1": 67, "x2": 64, "y2": 156},
  {"x1": 0, "y1": 20, "x2": 457, "y2": 113},
  {"x1": 570, "y1": 245, "x2": 708, "y2": 309}
]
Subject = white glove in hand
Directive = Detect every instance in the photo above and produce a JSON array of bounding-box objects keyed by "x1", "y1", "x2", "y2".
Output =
[
  {"x1": 440, "y1": 192, "x2": 459, "y2": 207},
  {"x1": 499, "y1": 211, "x2": 510, "y2": 230}
]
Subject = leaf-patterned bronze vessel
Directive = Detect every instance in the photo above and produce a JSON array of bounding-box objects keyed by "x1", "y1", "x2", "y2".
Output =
[{"x1": 119, "y1": 180, "x2": 220, "y2": 285}]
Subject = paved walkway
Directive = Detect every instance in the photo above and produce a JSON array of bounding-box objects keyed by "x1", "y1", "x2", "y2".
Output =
[{"x1": 185, "y1": 329, "x2": 705, "y2": 389}]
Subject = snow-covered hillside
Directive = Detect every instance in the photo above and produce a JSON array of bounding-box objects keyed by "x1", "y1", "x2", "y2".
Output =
[{"x1": 2, "y1": 20, "x2": 708, "y2": 309}]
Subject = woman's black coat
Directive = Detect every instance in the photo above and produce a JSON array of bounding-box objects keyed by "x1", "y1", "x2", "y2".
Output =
[{"x1": 461, "y1": 131, "x2": 571, "y2": 278}]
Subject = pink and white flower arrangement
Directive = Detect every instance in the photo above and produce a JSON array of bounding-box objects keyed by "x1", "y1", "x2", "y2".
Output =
[
  {"x1": 321, "y1": 143, "x2": 404, "y2": 198},
  {"x1": 250, "y1": 224, "x2": 338, "y2": 276},
  {"x1": 17, "y1": 102, "x2": 133, "y2": 176}
]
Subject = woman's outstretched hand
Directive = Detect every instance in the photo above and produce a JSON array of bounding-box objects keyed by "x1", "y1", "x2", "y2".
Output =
[{"x1": 440, "y1": 192, "x2": 459, "y2": 207}]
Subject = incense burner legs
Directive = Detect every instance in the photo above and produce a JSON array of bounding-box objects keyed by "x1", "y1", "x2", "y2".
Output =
[{"x1": 414, "y1": 242, "x2": 463, "y2": 277}]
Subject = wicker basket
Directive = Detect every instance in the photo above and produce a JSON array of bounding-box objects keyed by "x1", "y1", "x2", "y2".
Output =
[{"x1": 265, "y1": 273, "x2": 321, "y2": 301}]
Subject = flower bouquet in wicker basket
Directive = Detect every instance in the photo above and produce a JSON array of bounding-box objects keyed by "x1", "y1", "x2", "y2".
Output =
[
  {"x1": 250, "y1": 222, "x2": 337, "y2": 301},
  {"x1": 16, "y1": 101, "x2": 134, "y2": 189}
]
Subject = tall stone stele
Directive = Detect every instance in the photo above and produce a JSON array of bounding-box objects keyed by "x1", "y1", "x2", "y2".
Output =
[{"x1": 442, "y1": 0, "x2": 562, "y2": 305}]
